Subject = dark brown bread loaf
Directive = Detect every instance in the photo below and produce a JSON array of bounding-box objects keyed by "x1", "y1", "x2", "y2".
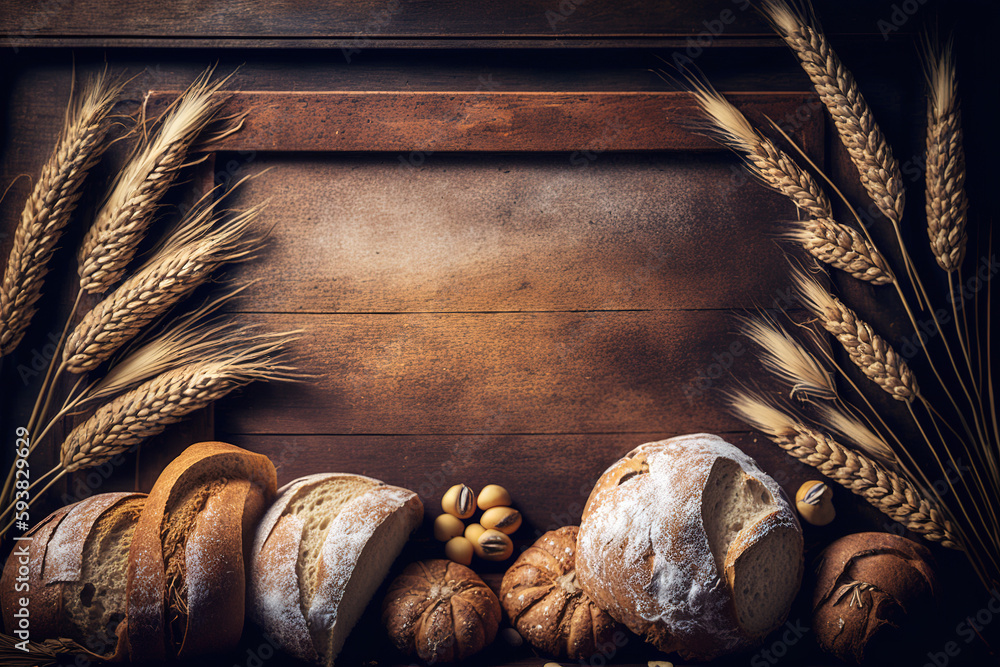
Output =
[
  {"x1": 812, "y1": 532, "x2": 937, "y2": 664},
  {"x1": 500, "y1": 526, "x2": 621, "y2": 659},
  {"x1": 576, "y1": 434, "x2": 803, "y2": 661},
  {"x1": 1, "y1": 492, "x2": 145, "y2": 659},
  {"x1": 125, "y1": 441, "x2": 276, "y2": 661},
  {"x1": 382, "y1": 559, "x2": 501, "y2": 664}
]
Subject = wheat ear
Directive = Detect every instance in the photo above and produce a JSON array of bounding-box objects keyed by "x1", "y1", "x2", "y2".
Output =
[
  {"x1": 77, "y1": 69, "x2": 241, "y2": 294},
  {"x1": 794, "y1": 267, "x2": 919, "y2": 402},
  {"x1": 0, "y1": 71, "x2": 122, "y2": 355},
  {"x1": 923, "y1": 37, "x2": 968, "y2": 272},
  {"x1": 729, "y1": 391, "x2": 960, "y2": 548},
  {"x1": 761, "y1": 0, "x2": 905, "y2": 227},
  {"x1": 687, "y1": 79, "x2": 892, "y2": 284},
  {"x1": 62, "y1": 203, "x2": 265, "y2": 373},
  {"x1": 737, "y1": 313, "x2": 836, "y2": 401},
  {"x1": 60, "y1": 335, "x2": 297, "y2": 472}
]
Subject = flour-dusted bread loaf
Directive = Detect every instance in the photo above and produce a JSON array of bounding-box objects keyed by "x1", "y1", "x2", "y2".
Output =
[
  {"x1": 576, "y1": 434, "x2": 803, "y2": 661},
  {"x1": 125, "y1": 441, "x2": 277, "y2": 661},
  {"x1": 500, "y1": 526, "x2": 621, "y2": 660},
  {"x1": 1, "y1": 492, "x2": 145, "y2": 660},
  {"x1": 249, "y1": 473, "x2": 424, "y2": 666}
]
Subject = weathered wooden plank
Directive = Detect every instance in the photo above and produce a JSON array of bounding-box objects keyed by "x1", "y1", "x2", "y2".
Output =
[
  {"x1": 222, "y1": 152, "x2": 805, "y2": 312},
  {"x1": 0, "y1": 0, "x2": 935, "y2": 40},
  {"x1": 143, "y1": 91, "x2": 821, "y2": 153},
  {"x1": 215, "y1": 310, "x2": 775, "y2": 435}
]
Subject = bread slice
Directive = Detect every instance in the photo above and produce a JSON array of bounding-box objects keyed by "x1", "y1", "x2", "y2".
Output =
[
  {"x1": 126, "y1": 441, "x2": 276, "y2": 661},
  {"x1": 703, "y1": 456, "x2": 802, "y2": 637},
  {"x1": 251, "y1": 473, "x2": 424, "y2": 666},
  {"x1": 0, "y1": 493, "x2": 145, "y2": 659},
  {"x1": 60, "y1": 495, "x2": 145, "y2": 655}
]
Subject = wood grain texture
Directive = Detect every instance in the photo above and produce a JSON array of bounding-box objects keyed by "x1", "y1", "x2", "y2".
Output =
[
  {"x1": 0, "y1": 0, "x2": 919, "y2": 41},
  {"x1": 215, "y1": 310, "x2": 771, "y2": 435},
  {"x1": 144, "y1": 91, "x2": 821, "y2": 153},
  {"x1": 223, "y1": 152, "x2": 806, "y2": 312}
]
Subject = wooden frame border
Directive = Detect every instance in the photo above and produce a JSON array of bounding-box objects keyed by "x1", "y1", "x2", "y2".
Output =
[{"x1": 145, "y1": 91, "x2": 822, "y2": 153}]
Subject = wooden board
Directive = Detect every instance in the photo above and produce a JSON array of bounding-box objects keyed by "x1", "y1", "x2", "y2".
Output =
[
  {"x1": 222, "y1": 152, "x2": 803, "y2": 312},
  {"x1": 0, "y1": 0, "x2": 927, "y2": 44},
  {"x1": 143, "y1": 91, "x2": 822, "y2": 153},
  {"x1": 217, "y1": 310, "x2": 771, "y2": 435}
]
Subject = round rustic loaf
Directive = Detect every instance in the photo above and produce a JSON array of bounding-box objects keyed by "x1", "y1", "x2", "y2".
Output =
[
  {"x1": 382, "y1": 559, "x2": 501, "y2": 663},
  {"x1": 500, "y1": 526, "x2": 621, "y2": 660},
  {"x1": 576, "y1": 433, "x2": 803, "y2": 661},
  {"x1": 812, "y1": 532, "x2": 937, "y2": 664},
  {"x1": 0, "y1": 492, "x2": 145, "y2": 660}
]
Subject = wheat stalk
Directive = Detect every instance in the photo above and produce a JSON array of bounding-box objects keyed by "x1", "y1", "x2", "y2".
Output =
[
  {"x1": 60, "y1": 335, "x2": 297, "y2": 472},
  {"x1": 729, "y1": 391, "x2": 960, "y2": 549},
  {"x1": 686, "y1": 79, "x2": 892, "y2": 285},
  {"x1": 794, "y1": 267, "x2": 919, "y2": 402},
  {"x1": 738, "y1": 313, "x2": 836, "y2": 401},
  {"x1": 761, "y1": 0, "x2": 905, "y2": 228},
  {"x1": 62, "y1": 203, "x2": 265, "y2": 373},
  {"x1": 0, "y1": 633, "x2": 105, "y2": 666},
  {"x1": 923, "y1": 37, "x2": 968, "y2": 273},
  {"x1": 0, "y1": 71, "x2": 122, "y2": 356},
  {"x1": 77, "y1": 69, "x2": 241, "y2": 294}
]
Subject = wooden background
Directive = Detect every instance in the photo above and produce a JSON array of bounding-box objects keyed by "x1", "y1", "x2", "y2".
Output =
[{"x1": 1, "y1": 1, "x2": 998, "y2": 665}]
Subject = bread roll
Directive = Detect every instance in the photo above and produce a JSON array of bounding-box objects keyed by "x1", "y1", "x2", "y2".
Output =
[
  {"x1": 1, "y1": 492, "x2": 145, "y2": 659},
  {"x1": 382, "y1": 559, "x2": 500, "y2": 663},
  {"x1": 125, "y1": 441, "x2": 276, "y2": 661},
  {"x1": 576, "y1": 434, "x2": 803, "y2": 661},
  {"x1": 812, "y1": 532, "x2": 937, "y2": 664},
  {"x1": 500, "y1": 526, "x2": 621, "y2": 660},
  {"x1": 250, "y1": 473, "x2": 423, "y2": 666}
]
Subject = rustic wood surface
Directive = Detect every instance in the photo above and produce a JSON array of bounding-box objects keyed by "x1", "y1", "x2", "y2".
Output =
[
  {"x1": 220, "y1": 152, "x2": 802, "y2": 312},
  {"x1": 143, "y1": 91, "x2": 821, "y2": 153},
  {"x1": 0, "y1": 0, "x2": 996, "y2": 663}
]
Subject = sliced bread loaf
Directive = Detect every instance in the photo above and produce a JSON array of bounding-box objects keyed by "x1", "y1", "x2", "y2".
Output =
[
  {"x1": 250, "y1": 473, "x2": 424, "y2": 666},
  {"x1": 0, "y1": 492, "x2": 145, "y2": 659},
  {"x1": 125, "y1": 441, "x2": 276, "y2": 661}
]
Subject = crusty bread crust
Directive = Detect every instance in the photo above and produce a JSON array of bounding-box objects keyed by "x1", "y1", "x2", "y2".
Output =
[
  {"x1": 500, "y1": 526, "x2": 621, "y2": 660},
  {"x1": 1, "y1": 502, "x2": 76, "y2": 639},
  {"x1": 125, "y1": 441, "x2": 276, "y2": 661},
  {"x1": 250, "y1": 473, "x2": 423, "y2": 666},
  {"x1": 576, "y1": 434, "x2": 802, "y2": 661},
  {"x1": 1, "y1": 493, "x2": 146, "y2": 660},
  {"x1": 382, "y1": 559, "x2": 501, "y2": 663}
]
